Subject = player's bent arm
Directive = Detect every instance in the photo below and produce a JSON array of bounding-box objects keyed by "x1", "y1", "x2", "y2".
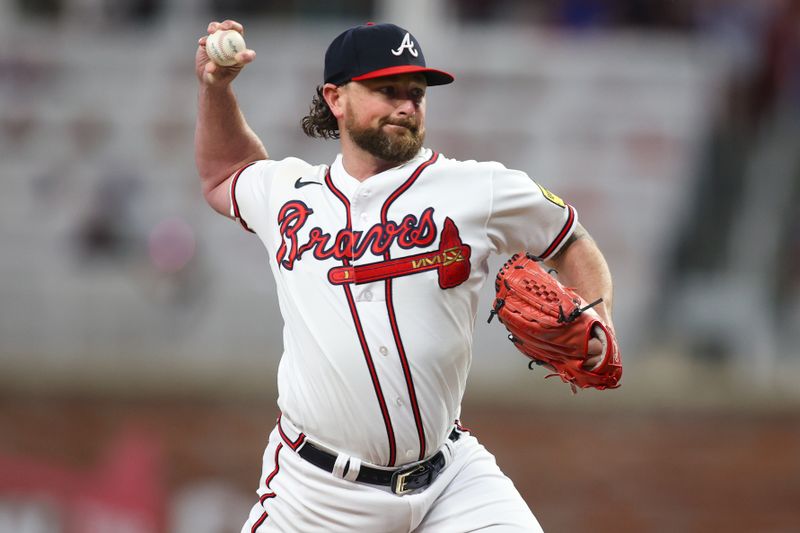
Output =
[
  {"x1": 194, "y1": 20, "x2": 267, "y2": 217},
  {"x1": 195, "y1": 83, "x2": 267, "y2": 216},
  {"x1": 545, "y1": 223, "x2": 614, "y2": 330}
]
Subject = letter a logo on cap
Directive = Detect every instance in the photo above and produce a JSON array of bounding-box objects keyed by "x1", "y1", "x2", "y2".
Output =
[{"x1": 391, "y1": 32, "x2": 419, "y2": 57}]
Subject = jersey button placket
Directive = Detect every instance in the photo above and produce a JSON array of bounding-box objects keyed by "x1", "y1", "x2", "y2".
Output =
[{"x1": 353, "y1": 194, "x2": 379, "y2": 303}]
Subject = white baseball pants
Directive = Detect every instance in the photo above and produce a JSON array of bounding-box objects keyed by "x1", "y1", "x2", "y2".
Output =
[{"x1": 241, "y1": 423, "x2": 543, "y2": 532}]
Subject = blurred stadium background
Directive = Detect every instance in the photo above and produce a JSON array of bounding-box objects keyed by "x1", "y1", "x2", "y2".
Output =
[{"x1": 1, "y1": 0, "x2": 799, "y2": 531}]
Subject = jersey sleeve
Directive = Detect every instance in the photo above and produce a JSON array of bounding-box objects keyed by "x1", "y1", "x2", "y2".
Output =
[
  {"x1": 486, "y1": 166, "x2": 578, "y2": 259},
  {"x1": 230, "y1": 157, "x2": 323, "y2": 236},
  {"x1": 229, "y1": 159, "x2": 275, "y2": 234}
]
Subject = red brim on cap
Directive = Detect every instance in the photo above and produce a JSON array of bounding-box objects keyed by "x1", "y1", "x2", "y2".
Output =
[{"x1": 351, "y1": 65, "x2": 455, "y2": 86}]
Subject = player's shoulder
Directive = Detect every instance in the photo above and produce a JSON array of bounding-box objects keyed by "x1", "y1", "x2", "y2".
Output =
[
  {"x1": 268, "y1": 156, "x2": 325, "y2": 178},
  {"x1": 244, "y1": 156, "x2": 327, "y2": 184},
  {"x1": 432, "y1": 152, "x2": 508, "y2": 174},
  {"x1": 432, "y1": 152, "x2": 542, "y2": 192}
]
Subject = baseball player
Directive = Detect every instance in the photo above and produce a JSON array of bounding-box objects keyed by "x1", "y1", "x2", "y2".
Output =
[{"x1": 195, "y1": 20, "x2": 616, "y2": 532}]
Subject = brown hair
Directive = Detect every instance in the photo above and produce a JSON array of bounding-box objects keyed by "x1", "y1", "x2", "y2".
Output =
[{"x1": 301, "y1": 85, "x2": 340, "y2": 139}]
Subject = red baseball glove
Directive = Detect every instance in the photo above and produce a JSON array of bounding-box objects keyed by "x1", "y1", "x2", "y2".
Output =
[{"x1": 488, "y1": 253, "x2": 622, "y2": 392}]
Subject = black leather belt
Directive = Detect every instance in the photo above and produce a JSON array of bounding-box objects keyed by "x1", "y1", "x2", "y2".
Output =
[{"x1": 297, "y1": 429, "x2": 460, "y2": 495}]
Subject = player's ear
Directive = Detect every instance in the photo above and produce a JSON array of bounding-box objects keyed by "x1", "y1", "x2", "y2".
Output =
[{"x1": 322, "y1": 83, "x2": 346, "y2": 120}]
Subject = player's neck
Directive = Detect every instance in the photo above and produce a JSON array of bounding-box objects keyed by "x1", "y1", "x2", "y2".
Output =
[{"x1": 339, "y1": 139, "x2": 407, "y2": 182}]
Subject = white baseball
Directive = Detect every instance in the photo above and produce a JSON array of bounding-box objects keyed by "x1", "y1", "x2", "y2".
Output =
[{"x1": 205, "y1": 29, "x2": 246, "y2": 67}]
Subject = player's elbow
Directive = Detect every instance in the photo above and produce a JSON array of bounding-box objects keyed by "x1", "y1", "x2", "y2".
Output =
[{"x1": 201, "y1": 178, "x2": 232, "y2": 217}]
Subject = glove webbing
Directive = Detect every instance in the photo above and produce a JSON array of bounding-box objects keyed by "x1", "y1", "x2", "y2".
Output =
[
  {"x1": 558, "y1": 298, "x2": 603, "y2": 324},
  {"x1": 487, "y1": 282, "x2": 603, "y2": 326}
]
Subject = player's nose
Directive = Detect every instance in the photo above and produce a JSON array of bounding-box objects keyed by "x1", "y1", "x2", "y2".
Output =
[{"x1": 395, "y1": 97, "x2": 417, "y2": 116}]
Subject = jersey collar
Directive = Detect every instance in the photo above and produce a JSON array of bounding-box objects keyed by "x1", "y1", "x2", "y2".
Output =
[{"x1": 330, "y1": 148, "x2": 432, "y2": 198}]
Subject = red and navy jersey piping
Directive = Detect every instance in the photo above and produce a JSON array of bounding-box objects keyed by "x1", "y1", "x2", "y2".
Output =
[
  {"x1": 538, "y1": 204, "x2": 576, "y2": 259},
  {"x1": 325, "y1": 169, "x2": 399, "y2": 466},
  {"x1": 231, "y1": 161, "x2": 258, "y2": 234},
  {"x1": 379, "y1": 151, "x2": 439, "y2": 462}
]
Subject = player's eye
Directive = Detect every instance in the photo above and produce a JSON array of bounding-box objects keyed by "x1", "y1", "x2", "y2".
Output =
[{"x1": 379, "y1": 86, "x2": 396, "y2": 97}]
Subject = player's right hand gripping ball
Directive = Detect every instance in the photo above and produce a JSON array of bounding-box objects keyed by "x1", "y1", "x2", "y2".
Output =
[
  {"x1": 205, "y1": 29, "x2": 246, "y2": 66},
  {"x1": 488, "y1": 253, "x2": 622, "y2": 391}
]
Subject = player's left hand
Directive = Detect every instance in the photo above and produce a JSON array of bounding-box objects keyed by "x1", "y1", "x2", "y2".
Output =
[
  {"x1": 583, "y1": 302, "x2": 613, "y2": 369},
  {"x1": 489, "y1": 253, "x2": 622, "y2": 391},
  {"x1": 196, "y1": 20, "x2": 256, "y2": 86},
  {"x1": 584, "y1": 337, "x2": 604, "y2": 369}
]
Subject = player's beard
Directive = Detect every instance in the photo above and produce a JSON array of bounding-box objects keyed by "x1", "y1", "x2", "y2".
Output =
[{"x1": 345, "y1": 114, "x2": 425, "y2": 165}]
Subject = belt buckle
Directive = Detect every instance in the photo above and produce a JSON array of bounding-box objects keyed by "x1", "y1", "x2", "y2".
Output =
[{"x1": 391, "y1": 463, "x2": 429, "y2": 495}]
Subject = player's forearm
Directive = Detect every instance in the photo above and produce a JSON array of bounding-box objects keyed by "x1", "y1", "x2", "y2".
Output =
[
  {"x1": 194, "y1": 83, "x2": 267, "y2": 198},
  {"x1": 545, "y1": 225, "x2": 614, "y2": 327}
]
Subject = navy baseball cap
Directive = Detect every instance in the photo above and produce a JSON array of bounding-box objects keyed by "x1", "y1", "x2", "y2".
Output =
[{"x1": 323, "y1": 23, "x2": 455, "y2": 87}]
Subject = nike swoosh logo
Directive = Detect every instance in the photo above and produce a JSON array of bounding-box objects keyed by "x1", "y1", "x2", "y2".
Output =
[{"x1": 294, "y1": 177, "x2": 322, "y2": 189}]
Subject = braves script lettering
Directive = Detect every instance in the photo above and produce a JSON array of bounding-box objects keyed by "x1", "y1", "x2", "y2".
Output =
[{"x1": 276, "y1": 201, "x2": 438, "y2": 270}]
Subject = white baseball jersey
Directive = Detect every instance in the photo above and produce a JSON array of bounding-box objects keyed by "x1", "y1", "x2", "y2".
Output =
[{"x1": 230, "y1": 147, "x2": 576, "y2": 468}]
